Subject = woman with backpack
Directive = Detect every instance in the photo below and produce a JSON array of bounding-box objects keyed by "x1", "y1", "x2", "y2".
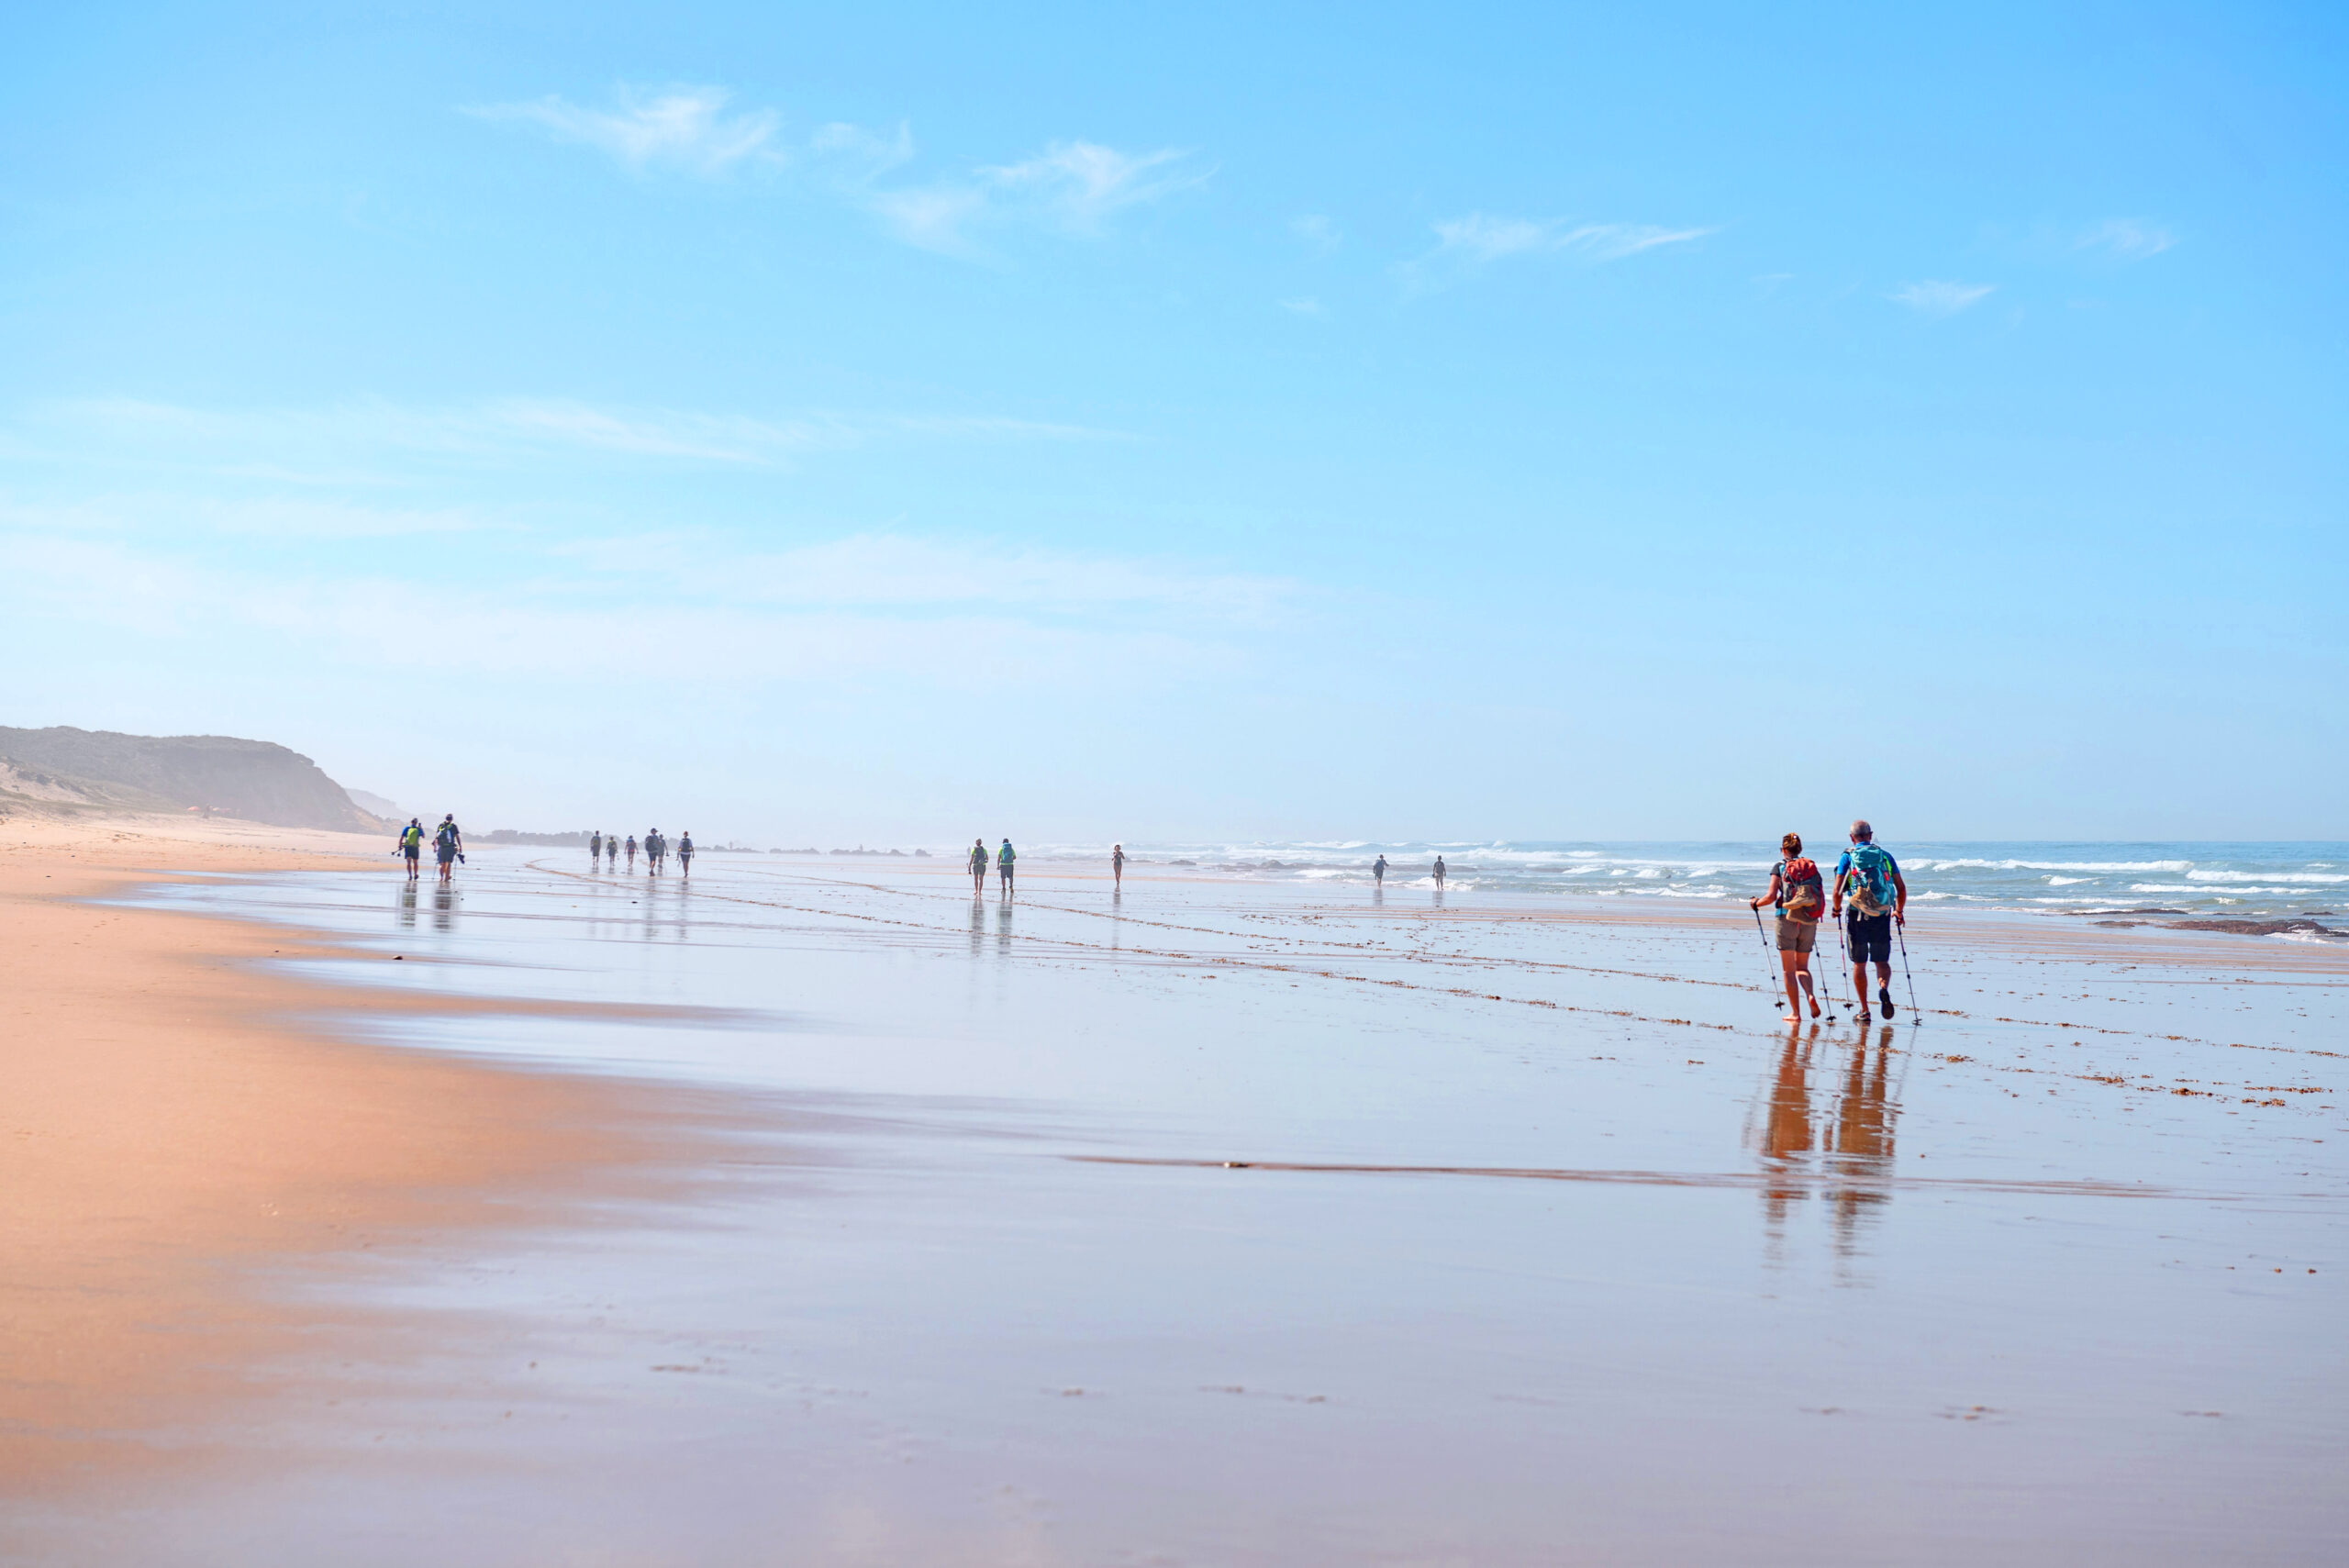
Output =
[{"x1": 1751, "y1": 831, "x2": 1826, "y2": 1023}]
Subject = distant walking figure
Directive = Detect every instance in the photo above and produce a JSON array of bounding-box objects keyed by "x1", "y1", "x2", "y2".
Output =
[
  {"x1": 398, "y1": 817, "x2": 424, "y2": 880},
  {"x1": 1373, "y1": 854, "x2": 1388, "y2": 887},
  {"x1": 969, "y1": 839, "x2": 988, "y2": 895},
  {"x1": 605, "y1": 833, "x2": 617, "y2": 868},
  {"x1": 645, "y1": 829, "x2": 664, "y2": 875},
  {"x1": 1112, "y1": 843, "x2": 1127, "y2": 888},
  {"x1": 677, "y1": 832, "x2": 694, "y2": 876},
  {"x1": 1832, "y1": 820, "x2": 1909, "y2": 1022},
  {"x1": 590, "y1": 830, "x2": 603, "y2": 864},
  {"x1": 625, "y1": 835, "x2": 638, "y2": 872},
  {"x1": 433, "y1": 815, "x2": 463, "y2": 884},
  {"x1": 1432, "y1": 855, "x2": 1446, "y2": 888},
  {"x1": 1751, "y1": 832, "x2": 1825, "y2": 1023},
  {"x1": 997, "y1": 839, "x2": 1017, "y2": 895}
]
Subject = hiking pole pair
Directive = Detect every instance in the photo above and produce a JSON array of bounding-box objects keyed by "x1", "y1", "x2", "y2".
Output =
[{"x1": 1753, "y1": 905, "x2": 1835, "y2": 1019}]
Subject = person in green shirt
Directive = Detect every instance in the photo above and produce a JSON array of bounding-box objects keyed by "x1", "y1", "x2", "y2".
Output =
[
  {"x1": 397, "y1": 819, "x2": 424, "y2": 880},
  {"x1": 997, "y1": 839, "x2": 1017, "y2": 896},
  {"x1": 968, "y1": 839, "x2": 988, "y2": 895}
]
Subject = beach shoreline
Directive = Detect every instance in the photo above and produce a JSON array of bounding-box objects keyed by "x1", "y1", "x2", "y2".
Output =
[{"x1": 0, "y1": 816, "x2": 709, "y2": 1496}]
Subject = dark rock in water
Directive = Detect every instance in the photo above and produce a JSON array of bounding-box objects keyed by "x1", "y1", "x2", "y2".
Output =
[
  {"x1": 0, "y1": 726, "x2": 378, "y2": 831},
  {"x1": 2168, "y1": 917, "x2": 2341, "y2": 939}
]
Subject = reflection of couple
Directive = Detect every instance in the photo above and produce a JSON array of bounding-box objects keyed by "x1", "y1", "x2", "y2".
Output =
[{"x1": 1755, "y1": 1028, "x2": 1900, "y2": 1250}]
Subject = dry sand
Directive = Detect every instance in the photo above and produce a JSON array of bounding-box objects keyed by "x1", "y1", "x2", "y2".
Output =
[{"x1": 0, "y1": 815, "x2": 698, "y2": 1494}]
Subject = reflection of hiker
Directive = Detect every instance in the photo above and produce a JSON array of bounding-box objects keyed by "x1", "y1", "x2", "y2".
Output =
[
  {"x1": 1373, "y1": 854, "x2": 1388, "y2": 886},
  {"x1": 397, "y1": 818, "x2": 424, "y2": 880},
  {"x1": 1832, "y1": 820, "x2": 1909, "y2": 1022},
  {"x1": 433, "y1": 815, "x2": 463, "y2": 884},
  {"x1": 625, "y1": 835, "x2": 638, "y2": 871},
  {"x1": 1112, "y1": 843, "x2": 1127, "y2": 888},
  {"x1": 1432, "y1": 855, "x2": 1446, "y2": 888},
  {"x1": 1751, "y1": 832, "x2": 1824, "y2": 1023},
  {"x1": 677, "y1": 832, "x2": 694, "y2": 876},
  {"x1": 590, "y1": 830, "x2": 603, "y2": 865},
  {"x1": 997, "y1": 839, "x2": 1016, "y2": 895},
  {"x1": 968, "y1": 839, "x2": 988, "y2": 895}
]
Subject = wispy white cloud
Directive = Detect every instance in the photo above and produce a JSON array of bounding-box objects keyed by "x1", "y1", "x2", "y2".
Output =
[
  {"x1": 0, "y1": 530, "x2": 1289, "y2": 689},
  {"x1": 468, "y1": 86, "x2": 783, "y2": 176},
  {"x1": 868, "y1": 139, "x2": 1207, "y2": 254},
  {"x1": 2076, "y1": 218, "x2": 2176, "y2": 261},
  {"x1": 1402, "y1": 214, "x2": 1713, "y2": 290},
  {"x1": 1279, "y1": 296, "x2": 1325, "y2": 317},
  {"x1": 1888, "y1": 279, "x2": 1995, "y2": 315}
]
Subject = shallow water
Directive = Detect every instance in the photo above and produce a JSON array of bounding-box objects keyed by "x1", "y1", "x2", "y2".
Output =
[
  {"x1": 969, "y1": 838, "x2": 2349, "y2": 922},
  {"x1": 36, "y1": 851, "x2": 2349, "y2": 1564}
]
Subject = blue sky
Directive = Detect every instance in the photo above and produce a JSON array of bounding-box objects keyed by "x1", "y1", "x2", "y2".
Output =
[{"x1": 3, "y1": 2, "x2": 2342, "y2": 842}]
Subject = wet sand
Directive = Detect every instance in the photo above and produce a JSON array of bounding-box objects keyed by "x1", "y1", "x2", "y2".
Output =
[
  {"x1": 0, "y1": 818, "x2": 709, "y2": 1501},
  {"x1": 5, "y1": 840, "x2": 2343, "y2": 1563}
]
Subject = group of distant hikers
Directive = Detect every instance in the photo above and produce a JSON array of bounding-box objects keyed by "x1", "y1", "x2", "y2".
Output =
[
  {"x1": 586, "y1": 829, "x2": 693, "y2": 875},
  {"x1": 395, "y1": 816, "x2": 464, "y2": 884},
  {"x1": 1750, "y1": 819, "x2": 1909, "y2": 1025},
  {"x1": 393, "y1": 820, "x2": 697, "y2": 882}
]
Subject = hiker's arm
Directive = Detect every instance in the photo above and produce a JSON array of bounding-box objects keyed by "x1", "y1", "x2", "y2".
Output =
[
  {"x1": 1829, "y1": 865, "x2": 1843, "y2": 918},
  {"x1": 1893, "y1": 870, "x2": 1908, "y2": 923},
  {"x1": 1751, "y1": 870, "x2": 1782, "y2": 909}
]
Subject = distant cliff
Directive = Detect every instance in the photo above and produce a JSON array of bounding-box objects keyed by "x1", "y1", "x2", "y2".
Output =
[{"x1": 0, "y1": 727, "x2": 382, "y2": 831}]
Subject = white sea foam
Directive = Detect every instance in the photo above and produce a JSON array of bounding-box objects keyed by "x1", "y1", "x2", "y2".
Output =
[{"x1": 2188, "y1": 869, "x2": 2349, "y2": 884}]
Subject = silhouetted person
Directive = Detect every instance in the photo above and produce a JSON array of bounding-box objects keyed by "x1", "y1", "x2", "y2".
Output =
[
  {"x1": 677, "y1": 831, "x2": 694, "y2": 876},
  {"x1": 1112, "y1": 842, "x2": 1127, "y2": 888},
  {"x1": 1432, "y1": 855, "x2": 1445, "y2": 888},
  {"x1": 1372, "y1": 854, "x2": 1388, "y2": 887},
  {"x1": 997, "y1": 839, "x2": 1017, "y2": 896},
  {"x1": 590, "y1": 830, "x2": 603, "y2": 864},
  {"x1": 969, "y1": 839, "x2": 988, "y2": 895}
]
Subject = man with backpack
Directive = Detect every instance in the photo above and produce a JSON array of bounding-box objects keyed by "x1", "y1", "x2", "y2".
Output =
[
  {"x1": 432, "y1": 815, "x2": 463, "y2": 884},
  {"x1": 397, "y1": 818, "x2": 424, "y2": 880},
  {"x1": 997, "y1": 838, "x2": 1017, "y2": 896},
  {"x1": 1831, "y1": 819, "x2": 1909, "y2": 1021}
]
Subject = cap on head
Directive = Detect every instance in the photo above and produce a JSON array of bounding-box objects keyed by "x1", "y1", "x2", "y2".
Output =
[{"x1": 1850, "y1": 819, "x2": 1874, "y2": 841}]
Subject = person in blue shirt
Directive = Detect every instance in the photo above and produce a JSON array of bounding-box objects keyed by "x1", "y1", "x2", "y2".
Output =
[
  {"x1": 997, "y1": 839, "x2": 1017, "y2": 895},
  {"x1": 1831, "y1": 819, "x2": 1909, "y2": 1022}
]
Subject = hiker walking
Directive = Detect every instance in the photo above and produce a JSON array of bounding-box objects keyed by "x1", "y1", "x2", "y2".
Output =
[
  {"x1": 432, "y1": 815, "x2": 463, "y2": 884},
  {"x1": 645, "y1": 828, "x2": 663, "y2": 874},
  {"x1": 397, "y1": 817, "x2": 424, "y2": 880},
  {"x1": 677, "y1": 831, "x2": 694, "y2": 876},
  {"x1": 605, "y1": 833, "x2": 617, "y2": 868},
  {"x1": 997, "y1": 838, "x2": 1017, "y2": 896},
  {"x1": 1751, "y1": 832, "x2": 1826, "y2": 1023},
  {"x1": 590, "y1": 830, "x2": 603, "y2": 865},
  {"x1": 968, "y1": 839, "x2": 988, "y2": 895},
  {"x1": 1433, "y1": 855, "x2": 1446, "y2": 888},
  {"x1": 625, "y1": 835, "x2": 638, "y2": 872},
  {"x1": 1112, "y1": 843, "x2": 1127, "y2": 888},
  {"x1": 1831, "y1": 819, "x2": 1909, "y2": 1021},
  {"x1": 1373, "y1": 853, "x2": 1388, "y2": 887}
]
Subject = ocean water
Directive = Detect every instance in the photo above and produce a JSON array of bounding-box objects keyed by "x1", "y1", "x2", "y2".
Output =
[{"x1": 975, "y1": 840, "x2": 2349, "y2": 920}]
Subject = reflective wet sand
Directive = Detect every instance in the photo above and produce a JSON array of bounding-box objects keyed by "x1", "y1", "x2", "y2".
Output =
[{"x1": 17, "y1": 851, "x2": 2345, "y2": 1564}]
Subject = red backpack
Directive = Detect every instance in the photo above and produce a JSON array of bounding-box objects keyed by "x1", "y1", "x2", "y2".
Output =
[{"x1": 1779, "y1": 857, "x2": 1824, "y2": 917}]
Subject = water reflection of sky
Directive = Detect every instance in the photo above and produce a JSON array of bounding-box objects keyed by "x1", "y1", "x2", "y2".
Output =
[{"x1": 86, "y1": 850, "x2": 2349, "y2": 1564}]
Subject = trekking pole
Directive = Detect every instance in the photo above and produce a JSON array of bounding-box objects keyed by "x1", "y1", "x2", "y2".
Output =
[
  {"x1": 1833, "y1": 909, "x2": 1858, "y2": 1022},
  {"x1": 1895, "y1": 916, "x2": 1920, "y2": 1024},
  {"x1": 1750, "y1": 906, "x2": 1787, "y2": 1010}
]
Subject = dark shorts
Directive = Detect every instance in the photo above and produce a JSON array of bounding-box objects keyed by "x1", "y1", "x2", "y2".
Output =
[
  {"x1": 403, "y1": 847, "x2": 419, "y2": 861},
  {"x1": 1846, "y1": 912, "x2": 1892, "y2": 965}
]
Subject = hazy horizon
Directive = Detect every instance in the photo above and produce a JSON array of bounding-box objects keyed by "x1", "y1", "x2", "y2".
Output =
[{"x1": 5, "y1": 4, "x2": 2342, "y2": 842}]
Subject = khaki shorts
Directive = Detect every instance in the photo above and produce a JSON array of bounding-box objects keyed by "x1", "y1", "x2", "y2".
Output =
[{"x1": 1775, "y1": 915, "x2": 1819, "y2": 954}]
